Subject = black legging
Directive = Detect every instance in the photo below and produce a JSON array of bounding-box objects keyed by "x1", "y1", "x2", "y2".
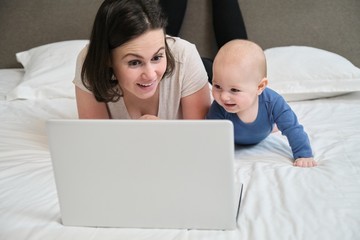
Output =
[{"x1": 159, "y1": 0, "x2": 247, "y2": 83}]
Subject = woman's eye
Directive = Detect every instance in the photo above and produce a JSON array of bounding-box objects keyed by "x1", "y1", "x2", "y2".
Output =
[
  {"x1": 128, "y1": 60, "x2": 141, "y2": 67},
  {"x1": 152, "y1": 54, "x2": 164, "y2": 62}
]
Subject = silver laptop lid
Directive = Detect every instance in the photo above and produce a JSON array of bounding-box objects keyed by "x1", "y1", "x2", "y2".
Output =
[{"x1": 47, "y1": 119, "x2": 238, "y2": 230}]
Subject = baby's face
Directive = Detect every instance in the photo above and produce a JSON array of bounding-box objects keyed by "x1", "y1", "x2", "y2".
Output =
[{"x1": 212, "y1": 62, "x2": 260, "y2": 114}]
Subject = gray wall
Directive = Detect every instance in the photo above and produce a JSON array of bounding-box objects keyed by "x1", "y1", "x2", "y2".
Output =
[{"x1": 1, "y1": 0, "x2": 359, "y2": 68}]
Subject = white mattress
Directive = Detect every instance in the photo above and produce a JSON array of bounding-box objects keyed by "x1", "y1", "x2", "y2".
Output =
[{"x1": 1, "y1": 69, "x2": 360, "y2": 240}]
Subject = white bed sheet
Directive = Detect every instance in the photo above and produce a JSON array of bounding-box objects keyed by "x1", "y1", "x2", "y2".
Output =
[
  {"x1": 1, "y1": 69, "x2": 360, "y2": 240},
  {"x1": 0, "y1": 69, "x2": 24, "y2": 100}
]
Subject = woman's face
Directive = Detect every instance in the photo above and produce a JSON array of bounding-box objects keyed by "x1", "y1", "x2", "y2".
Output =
[{"x1": 110, "y1": 29, "x2": 167, "y2": 100}]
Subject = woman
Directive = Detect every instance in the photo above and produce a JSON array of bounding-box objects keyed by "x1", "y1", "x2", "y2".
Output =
[{"x1": 73, "y1": 0, "x2": 211, "y2": 119}]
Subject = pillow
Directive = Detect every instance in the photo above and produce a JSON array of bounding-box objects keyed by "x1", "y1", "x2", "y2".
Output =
[
  {"x1": 265, "y1": 46, "x2": 360, "y2": 101},
  {"x1": 6, "y1": 40, "x2": 89, "y2": 100}
]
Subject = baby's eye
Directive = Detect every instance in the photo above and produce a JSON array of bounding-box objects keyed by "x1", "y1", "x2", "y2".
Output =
[
  {"x1": 213, "y1": 84, "x2": 221, "y2": 89},
  {"x1": 231, "y1": 88, "x2": 241, "y2": 93},
  {"x1": 128, "y1": 60, "x2": 141, "y2": 67}
]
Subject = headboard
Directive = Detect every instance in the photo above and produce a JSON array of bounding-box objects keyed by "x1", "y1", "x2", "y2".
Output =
[
  {"x1": 0, "y1": 0, "x2": 102, "y2": 68},
  {"x1": 1, "y1": 0, "x2": 360, "y2": 68}
]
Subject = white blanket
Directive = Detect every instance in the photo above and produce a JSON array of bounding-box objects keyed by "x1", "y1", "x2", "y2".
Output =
[{"x1": 1, "y1": 70, "x2": 360, "y2": 240}]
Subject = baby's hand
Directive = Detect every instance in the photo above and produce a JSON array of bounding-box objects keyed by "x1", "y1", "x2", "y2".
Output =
[
  {"x1": 139, "y1": 114, "x2": 160, "y2": 120},
  {"x1": 293, "y1": 157, "x2": 317, "y2": 167}
]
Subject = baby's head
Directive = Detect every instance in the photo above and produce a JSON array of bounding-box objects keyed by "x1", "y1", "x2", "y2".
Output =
[
  {"x1": 211, "y1": 40, "x2": 268, "y2": 114},
  {"x1": 213, "y1": 39, "x2": 267, "y2": 86}
]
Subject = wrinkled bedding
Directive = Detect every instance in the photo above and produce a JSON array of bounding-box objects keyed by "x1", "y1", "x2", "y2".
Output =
[{"x1": 1, "y1": 69, "x2": 360, "y2": 240}]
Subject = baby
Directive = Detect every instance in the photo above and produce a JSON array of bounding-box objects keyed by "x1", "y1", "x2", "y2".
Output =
[{"x1": 206, "y1": 39, "x2": 317, "y2": 167}]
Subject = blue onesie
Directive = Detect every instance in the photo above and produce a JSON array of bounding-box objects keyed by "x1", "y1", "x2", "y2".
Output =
[{"x1": 206, "y1": 88, "x2": 313, "y2": 159}]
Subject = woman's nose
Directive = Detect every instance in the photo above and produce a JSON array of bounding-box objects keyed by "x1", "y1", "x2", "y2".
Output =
[{"x1": 142, "y1": 64, "x2": 157, "y2": 80}]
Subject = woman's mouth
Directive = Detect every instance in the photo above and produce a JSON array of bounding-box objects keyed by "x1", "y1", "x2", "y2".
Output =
[{"x1": 137, "y1": 81, "x2": 154, "y2": 88}]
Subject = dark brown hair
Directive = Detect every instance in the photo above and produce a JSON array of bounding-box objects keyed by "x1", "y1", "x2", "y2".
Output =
[{"x1": 81, "y1": 0, "x2": 175, "y2": 102}]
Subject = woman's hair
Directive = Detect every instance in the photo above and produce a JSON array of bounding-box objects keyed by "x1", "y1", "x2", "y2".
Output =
[{"x1": 81, "y1": 0, "x2": 175, "y2": 102}]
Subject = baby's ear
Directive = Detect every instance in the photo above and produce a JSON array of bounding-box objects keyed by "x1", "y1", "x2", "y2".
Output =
[{"x1": 257, "y1": 77, "x2": 268, "y2": 95}]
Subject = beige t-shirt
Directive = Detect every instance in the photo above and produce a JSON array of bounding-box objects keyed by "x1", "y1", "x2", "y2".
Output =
[{"x1": 73, "y1": 37, "x2": 208, "y2": 119}]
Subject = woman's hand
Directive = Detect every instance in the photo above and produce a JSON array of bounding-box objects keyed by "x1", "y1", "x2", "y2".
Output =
[{"x1": 139, "y1": 114, "x2": 160, "y2": 120}]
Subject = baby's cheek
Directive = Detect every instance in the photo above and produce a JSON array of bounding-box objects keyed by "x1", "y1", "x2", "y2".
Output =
[{"x1": 212, "y1": 90, "x2": 220, "y2": 100}]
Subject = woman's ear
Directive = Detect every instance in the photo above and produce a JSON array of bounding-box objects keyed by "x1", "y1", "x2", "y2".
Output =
[{"x1": 257, "y1": 77, "x2": 268, "y2": 95}]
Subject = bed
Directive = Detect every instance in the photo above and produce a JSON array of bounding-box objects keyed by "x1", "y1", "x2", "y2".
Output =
[{"x1": 1, "y1": 0, "x2": 360, "y2": 239}]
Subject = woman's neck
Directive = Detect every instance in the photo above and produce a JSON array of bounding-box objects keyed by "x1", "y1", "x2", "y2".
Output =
[{"x1": 123, "y1": 88, "x2": 160, "y2": 119}]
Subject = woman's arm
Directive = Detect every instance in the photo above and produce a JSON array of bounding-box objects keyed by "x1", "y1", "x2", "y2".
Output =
[
  {"x1": 181, "y1": 84, "x2": 211, "y2": 119},
  {"x1": 75, "y1": 86, "x2": 110, "y2": 119}
]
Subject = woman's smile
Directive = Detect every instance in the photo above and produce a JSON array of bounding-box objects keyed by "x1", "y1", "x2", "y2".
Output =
[{"x1": 136, "y1": 79, "x2": 158, "y2": 92}]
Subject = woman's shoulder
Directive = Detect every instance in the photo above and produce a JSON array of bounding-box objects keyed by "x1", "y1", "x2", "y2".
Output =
[
  {"x1": 73, "y1": 44, "x2": 89, "y2": 88},
  {"x1": 166, "y1": 35, "x2": 195, "y2": 48},
  {"x1": 75, "y1": 44, "x2": 89, "y2": 65},
  {"x1": 166, "y1": 36, "x2": 198, "y2": 60},
  {"x1": 79, "y1": 43, "x2": 89, "y2": 55}
]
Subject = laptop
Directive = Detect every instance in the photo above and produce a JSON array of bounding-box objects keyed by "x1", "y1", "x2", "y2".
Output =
[{"x1": 47, "y1": 119, "x2": 242, "y2": 230}]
